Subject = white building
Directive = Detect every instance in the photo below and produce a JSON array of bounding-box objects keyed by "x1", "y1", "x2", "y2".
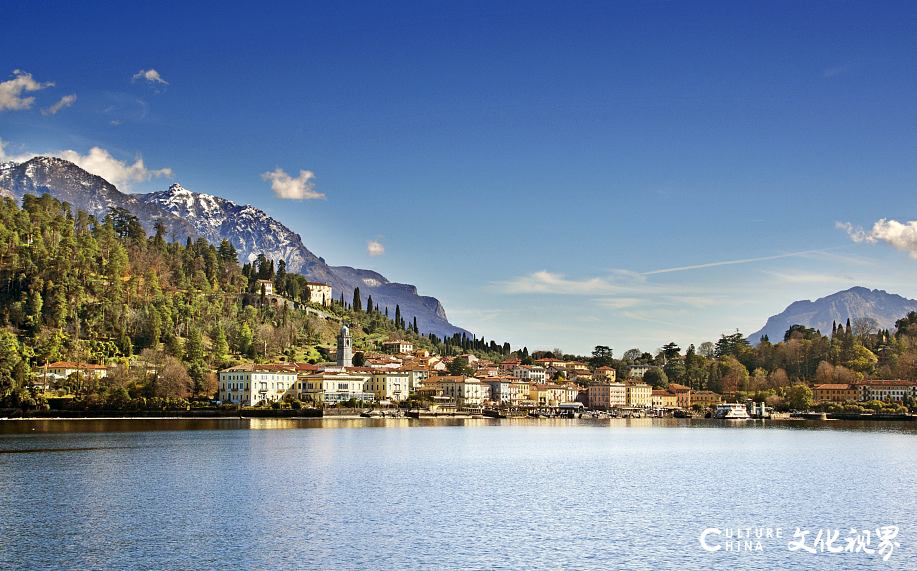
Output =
[
  {"x1": 299, "y1": 370, "x2": 373, "y2": 404},
  {"x1": 511, "y1": 365, "x2": 547, "y2": 383},
  {"x1": 437, "y1": 376, "x2": 484, "y2": 406},
  {"x1": 307, "y1": 282, "x2": 332, "y2": 306},
  {"x1": 219, "y1": 364, "x2": 298, "y2": 406},
  {"x1": 382, "y1": 341, "x2": 414, "y2": 354}
]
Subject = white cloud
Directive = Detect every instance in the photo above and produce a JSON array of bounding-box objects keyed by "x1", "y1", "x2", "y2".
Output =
[
  {"x1": 595, "y1": 297, "x2": 642, "y2": 309},
  {"x1": 495, "y1": 270, "x2": 648, "y2": 295},
  {"x1": 41, "y1": 94, "x2": 76, "y2": 115},
  {"x1": 839, "y1": 219, "x2": 917, "y2": 258},
  {"x1": 367, "y1": 237, "x2": 385, "y2": 257},
  {"x1": 498, "y1": 271, "x2": 621, "y2": 295},
  {"x1": 0, "y1": 70, "x2": 53, "y2": 112},
  {"x1": 132, "y1": 69, "x2": 168, "y2": 84},
  {"x1": 261, "y1": 167, "x2": 325, "y2": 200},
  {"x1": 57, "y1": 147, "x2": 172, "y2": 191}
]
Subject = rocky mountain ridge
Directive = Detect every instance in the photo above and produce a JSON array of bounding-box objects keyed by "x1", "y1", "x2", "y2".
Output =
[{"x1": 749, "y1": 287, "x2": 917, "y2": 341}]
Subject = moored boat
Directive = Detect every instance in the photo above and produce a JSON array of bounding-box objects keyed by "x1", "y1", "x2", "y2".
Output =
[{"x1": 714, "y1": 403, "x2": 751, "y2": 420}]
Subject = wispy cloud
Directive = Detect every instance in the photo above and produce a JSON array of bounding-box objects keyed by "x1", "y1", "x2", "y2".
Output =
[
  {"x1": 838, "y1": 219, "x2": 917, "y2": 258},
  {"x1": 822, "y1": 59, "x2": 867, "y2": 79},
  {"x1": 41, "y1": 94, "x2": 76, "y2": 115},
  {"x1": 367, "y1": 236, "x2": 385, "y2": 257},
  {"x1": 498, "y1": 271, "x2": 629, "y2": 295},
  {"x1": 0, "y1": 70, "x2": 53, "y2": 112},
  {"x1": 759, "y1": 269, "x2": 857, "y2": 284},
  {"x1": 261, "y1": 168, "x2": 325, "y2": 200},
  {"x1": 57, "y1": 147, "x2": 172, "y2": 191},
  {"x1": 643, "y1": 250, "x2": 826, "y2": 275},
  {"x1": 595, "y1": 297, "x2": 642, "y2": 309},
  {"x1": 132, "y1": 69, "x2": 168, "y2": 85}
]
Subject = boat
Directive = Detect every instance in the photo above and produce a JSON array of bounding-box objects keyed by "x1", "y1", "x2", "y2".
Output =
[{"x1": 714, "y1": 403, "x2": 751, "y2": 420}]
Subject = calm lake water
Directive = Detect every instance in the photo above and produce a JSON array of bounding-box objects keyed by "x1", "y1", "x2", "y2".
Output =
[{"x1": 0, "y1": 418, "x2": 914, "y2": 570}]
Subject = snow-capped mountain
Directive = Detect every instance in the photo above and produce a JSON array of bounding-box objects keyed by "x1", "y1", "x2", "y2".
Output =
[
  {"x1": 138, "y1": 184, "x2": 348, "y2": 293},
  {"x1": 138, "y1": 184, "x2": 469, "y2": 338},
  {"x1": 0, "y1": 157, "x2": 198, "y2": 242},
  {"x1": 1, "y1": 156, "x2": 470, "y2": 339}
]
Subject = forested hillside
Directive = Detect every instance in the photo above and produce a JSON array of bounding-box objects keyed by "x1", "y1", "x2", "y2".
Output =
[{"x1": 0, "y1": 193, "x2": 473, "y2": 409}]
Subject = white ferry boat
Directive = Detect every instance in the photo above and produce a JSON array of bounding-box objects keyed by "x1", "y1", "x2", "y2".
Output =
[{"x1": 714, "y1": 403, "x2": 751, "y2": 420}]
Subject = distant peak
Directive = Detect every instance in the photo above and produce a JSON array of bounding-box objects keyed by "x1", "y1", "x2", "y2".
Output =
[{"x1": 168, "y1": 183, "x2": 191, "y2": 194}]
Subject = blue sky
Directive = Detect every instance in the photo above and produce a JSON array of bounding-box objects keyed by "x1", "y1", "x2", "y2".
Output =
[{"x1": 3, "y1": 1, "x2": 917, "y2": 356}]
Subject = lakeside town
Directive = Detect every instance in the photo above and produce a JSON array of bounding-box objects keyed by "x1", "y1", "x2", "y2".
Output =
[
  {"x1": 2, "y1": 195, "x2": 917, "y2": 420},
  {"x1": 18, "y1": 320, "x2": 917, "y2": 421}
]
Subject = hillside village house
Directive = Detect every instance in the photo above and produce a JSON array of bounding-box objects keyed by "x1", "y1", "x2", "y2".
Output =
[
  {"x1": 593, "y1": 366, "x2": 617, "y2": 382},
  {"x1": 45, "y1": 361, "x2": 108, "y2": 380},
  {"x1": 219, "y1": 363, "x2": 297, "y2": 406},
  {"x1": 382, "y1": 341, "x2": 414, "y2": 354},
  {"x1": 512, "y1": 365, "x2": 547, "y2": 383},
  {"x1": 500, "y1": 358, "x2": 521, "y2": 370},
  {"x1": 628, "y1": 365, "x2": 652, "y2": 378},
  {"x1": 306, "y1": 282, "x2": 331, "y2": 306},
  {"x1": 257, "y1": 279, "x2": 273, "y2": 295}
]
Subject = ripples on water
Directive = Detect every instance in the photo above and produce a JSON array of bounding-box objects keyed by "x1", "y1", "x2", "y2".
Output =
[{"x1": 0, "y1": 418, "x2": 913, "y2": 570}]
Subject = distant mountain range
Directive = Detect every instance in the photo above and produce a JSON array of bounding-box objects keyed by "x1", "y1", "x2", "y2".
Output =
[
  {"x1": 0, "y1": 156, "x2": 470, "y2": 339},
  {"x1": 749, "y1": 287, "x2": 917, "y2": 342}
]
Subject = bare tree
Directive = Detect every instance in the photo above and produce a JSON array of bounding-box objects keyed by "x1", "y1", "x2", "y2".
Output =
[
  {"x1": 767, "y1": 368, "x2": 790, "y2": 389},
  {"x1": 156, "y1": 355, "x2": 191, "y2": 399},
  {"x1": 697, "y1": 342, "x2": 715, "y2": 359},
  {"x1": 851, "y1": 317, "x2": 879, "y2": 340}
]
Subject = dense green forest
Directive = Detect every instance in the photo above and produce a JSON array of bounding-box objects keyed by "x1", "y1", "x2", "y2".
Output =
[{"x1": 0, "y1": 193, "x2": 457, "y2": 409}]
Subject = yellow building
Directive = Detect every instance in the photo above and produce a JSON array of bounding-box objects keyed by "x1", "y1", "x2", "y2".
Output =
[
  {"x1": 813, "y1": 383, "x2": 858, "y2": 403},
  {"x1": 690, "y1": 390, "x2": 723, "y2": 408},
  {"x1": 651, "y1": 390, "x2": 677, "y2": 408},
  {"x1": 625, "y1": 381, "x2": 652, "y2": 407}
]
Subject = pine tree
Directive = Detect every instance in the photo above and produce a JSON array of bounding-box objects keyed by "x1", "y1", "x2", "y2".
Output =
[
  {"x1": 185, "y1": 327, "x2": 204, "y2": 364},
  {"x1": 353, "y1": 287, "x2": 362, "y2": 312},
  {"x1": 211, "y1": 324, "x2": 228, "y2": 362}
]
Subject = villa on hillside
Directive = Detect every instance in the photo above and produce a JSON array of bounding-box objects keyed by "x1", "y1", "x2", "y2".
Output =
[{"x1": 306, "y1": 282, "x2": 331, "y2": 306}]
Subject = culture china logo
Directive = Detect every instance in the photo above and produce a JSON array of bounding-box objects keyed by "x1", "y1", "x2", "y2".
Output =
[{"x1": 699, "y1": 526, "x2": 900, "y2": 561}]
